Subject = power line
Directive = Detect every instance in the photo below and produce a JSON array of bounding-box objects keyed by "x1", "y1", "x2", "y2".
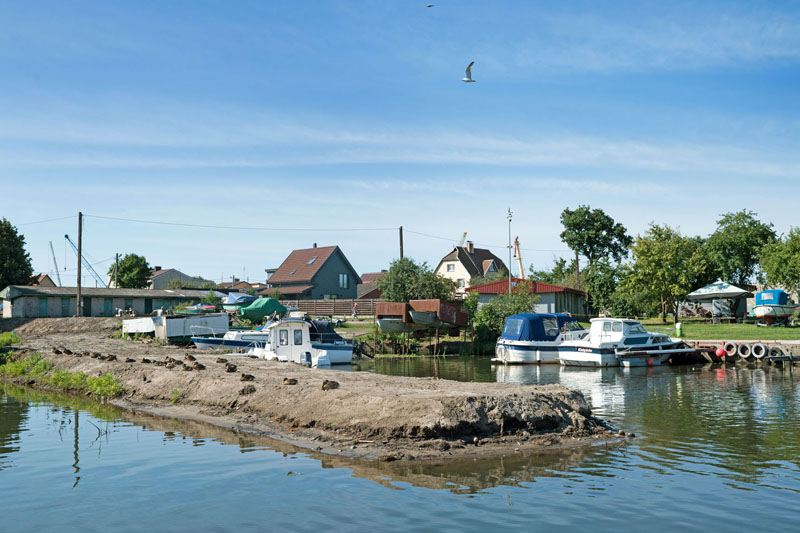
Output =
[
  {"x1": 403, "y1": 228, "x2": 570, "y2": 253},
  {"x1": 84, "y1": 214, "x2": 396, "y2": 232},
  {"x1": 16, "y1": 216, "x2": 74, "y2": 226}
]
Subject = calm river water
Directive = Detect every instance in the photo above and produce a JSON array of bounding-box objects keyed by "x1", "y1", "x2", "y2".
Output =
[{"x1": 3, "y1": 358, "x2": 800, "y2": 532}]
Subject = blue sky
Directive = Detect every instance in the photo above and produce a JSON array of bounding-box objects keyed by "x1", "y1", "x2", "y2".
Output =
[{"x1": 2, "y1": 0, "x2": 799, "y2": 286}]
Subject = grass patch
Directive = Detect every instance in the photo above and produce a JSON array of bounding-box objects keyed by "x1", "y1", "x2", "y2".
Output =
[
  {"x1": 638, "y1": 320, "x2": 800, "y2": 341},
  {"x1": 170, "y1": 389, "x2": 181, "y2": 404},
  {"x1": 0, "y1": 332, "x2": 21, "y2": 347},
  {"x1": 0, "y1": 353, "x2": 125, "y2": 397}
]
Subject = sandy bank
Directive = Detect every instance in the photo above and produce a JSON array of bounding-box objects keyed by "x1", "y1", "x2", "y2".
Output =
[{"x1": 2, "y1": 319, "x2": 624, "y2": 460}]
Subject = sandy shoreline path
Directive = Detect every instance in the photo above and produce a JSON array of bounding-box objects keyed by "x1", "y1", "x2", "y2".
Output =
[{"x1": 1, "y1": 318, "x2": 625, "y2": 460}]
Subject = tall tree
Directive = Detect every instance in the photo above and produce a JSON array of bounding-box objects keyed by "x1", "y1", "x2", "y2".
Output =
[
  {"x1": 706, "y1": 210, "x2": 776, "y2": 285},
  {"x1": 760, "y1": 227, "x2": 800, "y2": 295},
  {"x1": 109, "y1": 253, "x2": 151, "y2": 289},
  {"x1": 0, "y1": 218, "x2": 33, "y2": 289},
  {"x1": 377, "y1": 258, "x2": 456, "y2": 302},
  {"x1": 529, "y1": 258, "x2": 582, "y2": 288},
  {"x1": 560, "y1": 205, "x2": 633, "y2": 265},
  {"x1": 625, "y1": 224, "x2": 709, "y2": 322}
]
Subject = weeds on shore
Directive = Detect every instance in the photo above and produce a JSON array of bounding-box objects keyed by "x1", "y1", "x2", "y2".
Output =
[
  {"x1": 170, "y1": 389, "x2": 181, "y2": 404},
  {"x1": 0, "y1": 332, "x2": 21, "y2": 347},
  {"x1": 0, "y1": 353, "x2": 125, "y2": 397}
]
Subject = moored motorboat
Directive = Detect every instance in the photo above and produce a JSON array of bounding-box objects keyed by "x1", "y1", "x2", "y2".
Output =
[
  {"x1": 752, "y1": 290, "x2": 798, "y2": 325},
  {"x1": 250, "y1": 316, "x2": 353, "y2": 366},
  {"x1": 493, "y1": 313, "x2": 587, "y2": 364},
  {"x1": 559, "y1": 318, "x2": 694, "y2": 367},
  {"x1": 191, "y1": 328, "x2": 271, "y2": 350}
]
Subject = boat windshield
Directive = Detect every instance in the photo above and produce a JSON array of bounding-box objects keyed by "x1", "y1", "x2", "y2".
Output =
[
  {"x1": 626, "y1": 324, "x2": 648, "y2": 334},
  {"x1": 564, "y1": 321, "x2": 585, "y2": 331},
  {"x1": 502, "y1": 318, "x2": 524, "y2": 337}
]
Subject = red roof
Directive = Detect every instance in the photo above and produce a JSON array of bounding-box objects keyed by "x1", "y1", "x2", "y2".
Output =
[
  {"x1": 268, "y1": 246, "x2": 338, "y2": 284},
  {"x1": 466, "y1": 277, "x2": 586, "y2": 296},
  {"x1": 360, "y1": 271, "x2": 386, "y2": 284}
]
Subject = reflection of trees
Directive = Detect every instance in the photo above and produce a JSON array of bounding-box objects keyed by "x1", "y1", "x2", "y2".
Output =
[
  {"x1": 0, "y1": 387, "x2": 29, "y2": 470},
  {"x1": 629, "y1": 365, "x2": 800, "y2": 483}
]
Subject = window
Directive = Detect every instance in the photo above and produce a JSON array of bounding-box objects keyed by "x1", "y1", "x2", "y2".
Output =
[
  {"x1": 542, "y1": 317, "x2": 559, "y2": 338},
  {"x1": 502, "y1": 318, "x2": 524, "y2": 337},
  {"x1": 307, "y1": 256, "x2": 317, "y2": 265},
  {"x1": 279, "y1": 330, "x2": 288, "y2": 346},
  {"x1": 602, "y1": 322, "x2": 612, "y2": 332},
  {"x1": 612, "y1": 322, "x2": 622, "y2": 332},
  {"x1": 339, "y1": 273, "x2": 348, "y2": 289},
  {"x1": 447, "y1": 264, "x2": 455, "y2": 272},
  {"x1": 487, "y1": 263, "x2": 497, "y2": 272},
  {"x1": 294, "y1": 329, "x2": 303, "y2": 345},
  {"x1": 458, "y1": 279, "x2": 465, "y2": 288},
  {"x1": 289, "y1": 270, "x2": 296, "y2": 276}
]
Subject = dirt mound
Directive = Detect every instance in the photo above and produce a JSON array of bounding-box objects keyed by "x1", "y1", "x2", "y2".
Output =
[
  {"x1": 7, "y1": 318, "x2": 122, "y2": 336},
  {"x1": 4, "y1": 332, "x2": 619, "y2": 460}
]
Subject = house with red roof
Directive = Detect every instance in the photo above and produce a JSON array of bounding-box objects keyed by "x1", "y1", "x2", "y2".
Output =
[
  {"x1": 262, "y1": 245, "x2": 361, "y2": 300},
  {"x1": 357, "y1": 270, "x2": 387, "y2": 299},
  {"x1": 466, "y1": 277, "x2": 587, "y2": 316}
]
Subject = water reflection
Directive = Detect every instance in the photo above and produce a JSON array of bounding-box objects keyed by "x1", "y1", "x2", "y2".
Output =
[{"x1": 0, "y1": 392, "x2": 28, "y2": 471}]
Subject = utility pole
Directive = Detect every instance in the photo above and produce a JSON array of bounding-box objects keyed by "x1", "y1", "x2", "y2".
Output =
[
  {"x1": 114, "y1": 253, "x2": 119, "y2": 288},
  {"x1": 76, "y1": 212, "x2": 82, "y2": 317},
  {"x1": 399, "y1": 226, "x2": 404, "y2": 260},
  {"x1": 507, "y1": 209, "x2": 512, "y2": 296}
]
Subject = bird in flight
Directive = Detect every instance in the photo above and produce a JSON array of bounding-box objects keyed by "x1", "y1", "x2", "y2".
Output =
[
  {"x1": 427, "y1": 3, "x2": 434, "y2": 7},
  {"x1": 462, "y1": 61, "x2": 476, "y2": 82}
]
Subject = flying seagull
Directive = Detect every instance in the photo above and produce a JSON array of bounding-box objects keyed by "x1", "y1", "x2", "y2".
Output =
[
  {"x1": 427, "y1": 3, "x2": 434, "y2": 6},
  {"x1": 461, "y1": 61, "x2": 476, "y2": 82}
]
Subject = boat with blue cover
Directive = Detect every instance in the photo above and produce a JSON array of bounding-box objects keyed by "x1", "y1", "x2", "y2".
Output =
[
  {"x1": 752, "y1": 289, "x2": 798, "y2": 325},
  {"x1": 493, "y1": 313, "x2": 587, "y2": 364}
]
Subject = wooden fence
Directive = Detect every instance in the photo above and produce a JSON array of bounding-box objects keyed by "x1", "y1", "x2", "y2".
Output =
[{"x1": 278, "y1": 299, "x2": 384, "y2": 317}]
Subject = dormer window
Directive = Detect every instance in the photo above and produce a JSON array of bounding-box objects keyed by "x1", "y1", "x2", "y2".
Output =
[{"x1": 307, "y1": 256, "x2": 317, "y2": 265}]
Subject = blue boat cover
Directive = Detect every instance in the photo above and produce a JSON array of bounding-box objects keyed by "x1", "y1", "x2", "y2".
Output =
[
  {"x1": 226, "y1": 293, "x2": 257, "y2": 305},
  {"x1": 756, "y1": 290, "x2": 789, "y2": 306},
  {"x1": 499, "y1": 313, "x2": 577, "y2": 342}
]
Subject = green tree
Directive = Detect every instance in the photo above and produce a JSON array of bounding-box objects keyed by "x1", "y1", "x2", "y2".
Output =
[
  {"x1": 268, "y1": 289, "x2": 283, "y2": 300},
  {"x1": 529, "y1": 258, "x2": 583, "y2": 288},
  {"x1": 201, "y1": 290, "x2": 222, "y2": 307},
  {"x1": 468, "y1": 269, "x2": 507, "y2": 288},
  {"x1": 199, "y1": 280, "x2": 217, "y2": 289},
  {"x1": 167, "y1": 278, "x2": 197, "y2": 290},
  {"x1": 376, "y1": 258, "x2": 456, "y2": 302},
  {"x1": 760, "y1": 227, "x2": 800, "y2": 295},
  {"x1": 473, "y1": 281, "x2": 539, "y2": 343},
  {"x1": 560, "y1": 205, "x2": 633, "y2": 265},
  {"x1": 0, "y1": 218, "x2": 33, "y2": 289},
  {"x1": 109, "y1": 253, "x2": 151, "y2": 289},
  {"x1": 705, "y1": 210, "x2": 776, "y2": 286},
  {"x1": 583, "y1": 260, "x2": 619, "y2": 313},
  {"x1": 625, "y1": 224, "x2": 709, "y2": 323}
]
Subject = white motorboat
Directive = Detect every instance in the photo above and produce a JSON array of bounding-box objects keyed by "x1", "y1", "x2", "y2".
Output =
[
  {"x1": 752, "y1": 290, "x2": 798, "y2": 325},
  {"x1": 493, "y1": 313, "x2": 587, "y2": 364},
  {"x1": 250, "y1": 317, "x2": 353, "y2": 366},
  {"x1": 559, "y1": 318, "x2": 694, "y2": 368},
  {"x1": 191, "y1": 328, "x2": 270, "y2": 350}
]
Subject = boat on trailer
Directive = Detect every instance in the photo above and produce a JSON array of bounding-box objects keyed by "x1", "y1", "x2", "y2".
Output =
[
  {"x1": 493, "y1": 313, "x2": 587, "y2": 364},
  {"x1": 250, "y1": 315, "x2": 353, "y2": 367},
  {"x1": 559, "y1": 318, "x2": 694, "y2": 367},
  {"x1": 752, "y1": 290, "x2": 798, "y2": 325}
]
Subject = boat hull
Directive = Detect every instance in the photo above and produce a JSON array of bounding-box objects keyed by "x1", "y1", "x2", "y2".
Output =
[
  {"x1": 559, "y1": 347, "x2": 618, "y2": 367},
  {"x1": 753, "y1": 304, "x2": 797, "y2": 322},
  {"x1": 191, "y1": 337, "x2": 268, "y2": 350},
  {"x1": 493, "y1": 342, "x2": 560, "y2": 364}
]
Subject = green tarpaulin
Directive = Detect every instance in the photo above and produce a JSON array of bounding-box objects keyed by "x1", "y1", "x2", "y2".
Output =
[{"x1": 237, "y1": 298, "x2": 287, "y2": 322}]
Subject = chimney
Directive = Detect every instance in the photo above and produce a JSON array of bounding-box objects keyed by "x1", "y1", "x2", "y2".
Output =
[
  {"x1": 154, "y1": 266, "x2": 161, "y2": 271},
  {"x1": 466, "y1": 241, "x2": 474, "y2": 254},
  {"x1": 313, "y1": 243, "x2": 317, "y2": 248}
]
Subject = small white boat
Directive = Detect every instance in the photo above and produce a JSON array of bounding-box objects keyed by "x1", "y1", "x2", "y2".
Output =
[
  {"x1": 752, "y1": 290, "x2": 798, "y2": 325},
  {"x1": 250, "y1": 317, "x2": 353, "y2": 366},
  {"x1": 559, "y1": 318, "x2": 694, "y2": 368},
  {"x1": 493, "y1": 313, "x2": 587, "y2": 364}
]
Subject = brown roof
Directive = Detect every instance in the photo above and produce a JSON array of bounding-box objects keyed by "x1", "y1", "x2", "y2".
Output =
[
  {"x1": 466, "y1": 277, "x2": 586, "y2": 296},
  {"x1": 258, "y1": 285, "x2": 313, "y2": 296},
  {"x1": 150, "y1": 268, "x2": 174, "y2": 279},
  {"x1": 360, "y1": 271, "x2": 387, "y2": 284},
  {"x1": 268, "y1": 246, "x2": 338, "y2": 284},
  {"x1": 357, "y1": 284, "x2": 382, "y2": 299},
  {"x1": 437, "y1": 246, "x2": 508, "y2": 279}
]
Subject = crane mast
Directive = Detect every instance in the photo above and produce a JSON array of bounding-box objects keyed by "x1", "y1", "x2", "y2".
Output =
[
  {"x1": 64, "y1": 234, "x2": 105, "y2": 287},
  {"x1": 49, "y1": 241, "x2": 62, "y2": 287},
  {"x1": 513, "y1": 237, "x2": 525, "y2": 278}
]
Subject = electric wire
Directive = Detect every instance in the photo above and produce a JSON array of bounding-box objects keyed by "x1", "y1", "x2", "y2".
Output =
[
  {"x1": 84, "y1": 214, "x2": 396, "y2": 232},
  {"x1": 16, "y1": 216, "x2": 74, "y2": 226}
]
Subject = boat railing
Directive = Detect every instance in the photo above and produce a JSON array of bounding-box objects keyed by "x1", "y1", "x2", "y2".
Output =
[{"x1": 190, "y1": 325, "x2": 228, "y2": 337}]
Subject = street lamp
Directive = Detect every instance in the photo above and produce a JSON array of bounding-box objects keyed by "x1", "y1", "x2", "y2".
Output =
[{"x1": 507, "y1": 208, "x2": 512, "y2": 296}]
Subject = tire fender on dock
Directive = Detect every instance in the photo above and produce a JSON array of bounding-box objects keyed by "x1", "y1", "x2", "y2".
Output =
[
  {"x1": 751, "y1": 344, "x2": 767, "y2": 359},
  {"x1": 723, "y1": 341, "x2": 738, "y2": 357},
  {"x1": 769, "y1": 346, "x2": 786, "y2": 358},
  {"x1": 737, "y1": 343, "x2": 751, "y2": 358}
]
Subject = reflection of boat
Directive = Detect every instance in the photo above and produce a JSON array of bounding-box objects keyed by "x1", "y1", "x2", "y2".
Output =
[
  {"x1": 752, "y1": 290, "x2": 798, "y2": 325},
  {"x1": 559, "y1": 318, "x2": 694, "y2": 367},
  {"x1": 493, "y1": 313, "x2": 587, "y2": 364},
  {"x1": 251, "y1": 317, "x2": 353, "y2": 366}
]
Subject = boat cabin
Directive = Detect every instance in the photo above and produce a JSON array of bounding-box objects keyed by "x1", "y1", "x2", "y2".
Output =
[
  {"x1": 500, "y1": 313, "x2": 584, "y2": 342},
  {"x1": 587, "y1": 318, "x2": 669, "y2": 346},
  {"x1": 267, "y1": 318, "x2": 313, "y2": 362},
  {"x1": 756, "y1": 290, "x2": 792, "y2": 306}
]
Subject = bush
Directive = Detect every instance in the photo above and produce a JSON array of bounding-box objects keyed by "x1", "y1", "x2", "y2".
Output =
[
  {"x1": 0, "y1": 353, "x2": 124, "y2": 397},
  {"x1": 87, "y1": 374, "x2": 125, "y2": 397},
  {"x1": 0, "y1": 332, "x2": 21, "y2": 347}
]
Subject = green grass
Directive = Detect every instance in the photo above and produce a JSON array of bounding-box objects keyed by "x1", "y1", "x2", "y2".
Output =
[
  {"x1": 637, "y1": 320, "x2": 800, "y2": 341},
  {"x1": 0, "y1": 353, "x2": 125, "y2": 397},
  {"x1": 0, "y1": 332, "x2": 21, "y2": 347}
]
